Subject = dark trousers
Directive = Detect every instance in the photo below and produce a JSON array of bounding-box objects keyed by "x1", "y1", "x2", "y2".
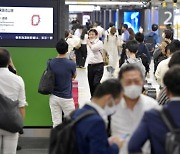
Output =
[
  {"x1": 88, "y1": 63, "x2": 104, "y2": 96},
  {"x1": 75, "y1": 44, "x2": 87, "y2": 67}
]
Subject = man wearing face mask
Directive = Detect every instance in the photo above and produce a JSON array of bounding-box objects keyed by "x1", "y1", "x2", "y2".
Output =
[
  {"x1": 73, "y1": 79, "x2": 124, "y2": 154},
  {"x1": 128, "y1": 65, "x2": 180, "y2": 154},
  {"x1": 111, "y1": 64, "x2": 158, "y2": 154}
]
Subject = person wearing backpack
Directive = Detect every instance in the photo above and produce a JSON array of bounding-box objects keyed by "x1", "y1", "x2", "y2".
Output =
[
  {"x1": 49, "y1": 79, "x2": 125, "y2": 154},
  {"x1": 121, "y1": 40, "x2": 146, "y2": 77},
  {"x1": 135, "y1": 32, "x2": 151, "y2": 74},
  {"x1": 128, "y1": 65, "x2": 180, "y2": 154},
  {"x1": 144, "y1": 24, "x2": 160, "y2": 55},
  {"x1": 74, "y1": 79, "x2": 124, "y2": 154}
]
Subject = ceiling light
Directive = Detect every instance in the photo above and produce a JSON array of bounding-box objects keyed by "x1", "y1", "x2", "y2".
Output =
[{"x1": 65, "y1": 1, "x2": 144, "y2": 6}]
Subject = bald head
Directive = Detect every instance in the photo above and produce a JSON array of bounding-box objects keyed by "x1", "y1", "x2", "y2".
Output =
[{"x1": 0, "y1": 48, "x2": 10, "y2": 68}]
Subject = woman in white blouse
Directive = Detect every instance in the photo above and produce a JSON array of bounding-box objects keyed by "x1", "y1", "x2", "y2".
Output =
[
  {"x1": 104, "y1": 27, "x2": 121, "y2": 76},
  {"x1": 87, "y1": 29, "x2": 104, "y2": 96}
]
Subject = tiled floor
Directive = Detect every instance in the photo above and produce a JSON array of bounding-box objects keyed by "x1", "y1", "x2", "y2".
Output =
[
  {"x1": 77, "y1": 61, "x2": 159, "y2": 107},
  {"x1": 17, "y1": 137, "x2": 49, "y2": 154}
]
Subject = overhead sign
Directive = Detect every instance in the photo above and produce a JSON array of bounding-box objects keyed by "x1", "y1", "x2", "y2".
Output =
[
  {"x1": 159, "y1": 8, "x2": 173, "y2": 29},
  {"x1": 0, "y1": 7, "x2": 53, "y2": 34},
  {"x1": 159, "y1": 8, "x2": 173, "y2": 42}
]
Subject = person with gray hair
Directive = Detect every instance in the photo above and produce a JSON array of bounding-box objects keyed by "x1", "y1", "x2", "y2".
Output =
[{"x1": 111, "y1": 64, "x2": 158, "y2": 154}]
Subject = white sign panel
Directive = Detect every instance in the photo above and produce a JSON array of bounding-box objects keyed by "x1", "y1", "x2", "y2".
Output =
[{"x1": 0, "y1": 7, "x2": 53, "y2": 33}]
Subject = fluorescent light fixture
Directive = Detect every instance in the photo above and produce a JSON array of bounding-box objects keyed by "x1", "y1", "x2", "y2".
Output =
[
  {"x1": 66, "y1": 1, "x2": 144, "y2": 6},
  {"x1": 69, "y1": 5, "x2": 100, "y2": 12}
]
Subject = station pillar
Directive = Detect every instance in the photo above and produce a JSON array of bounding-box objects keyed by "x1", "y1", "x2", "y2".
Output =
[{"x1": 57, "y1": 0, "x2": 65, "y2": 39}]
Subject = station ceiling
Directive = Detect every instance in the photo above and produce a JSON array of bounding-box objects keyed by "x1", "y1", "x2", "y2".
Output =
[{"x1": 65, "y1": 0, "x2": 173, "y2": 2}]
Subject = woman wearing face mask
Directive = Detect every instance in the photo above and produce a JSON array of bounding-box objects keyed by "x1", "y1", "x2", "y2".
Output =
[{"x1": 87, "y1": 29, "x2": 104, "y2": 96}]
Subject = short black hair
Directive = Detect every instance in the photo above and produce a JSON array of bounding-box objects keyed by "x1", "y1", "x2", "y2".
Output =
[
  {"x1": 166, "y1": 39, "x2": 180, "y2": 54},
  {"x1": 168, "y1": 50, "x2": 180, "y2": 68},
  {"x1": 163, "y1": 29, "x2": 172, "y2": 39},
  {"x1": 109, "y1": 22, "x2": 114, "y2": 27},
  {"x1": 135, "y1": 32, "x2": 144, "y2": 43},
  {"x1": 118, "y1": 64, "x2": 144, "y2": 80},
  {"x1": 0, "y1": 48, "x2": 10, "y2": 67},
  {"x1": 88, "y1": 29, "x2": 98, "y2": 36},
  {"x1": 56, "y1": 39, "x2": 68, "y2": 54},
  {"x1": 164, "y1": 65, "x2": 180, "y2": 96},
  {"x1": 152, "y1": 24, "x2": 158, "y2": 31},
  {"x1": 122, "y1": 24, "x2": 128, "y2": 29},
  {"x1": 125, "y1": 40, "x2": 138, "y2": 53},
  {"x1": 93, "y1": 79, "x2": 123, "y2": 99},
  {"x1": 78, "y1": 25, "x2": 84, "y2": 29}
]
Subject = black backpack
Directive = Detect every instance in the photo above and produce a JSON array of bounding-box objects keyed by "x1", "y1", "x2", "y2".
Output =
[
  {"x1": 49, "y1": 110, "x2": 96, "y2": 154},
  {"x1": 144, "y1": 33, "x2": 155, "y2": 54},
  {"x1": 160, "y1": 108, "x2": 180, "y2": 154},
  {"x1": 38, "y1": 59, "x2": 55, "y2": 95},
  {"x1": 136, "y1": 44, "x2": 150, "y2": 73}
]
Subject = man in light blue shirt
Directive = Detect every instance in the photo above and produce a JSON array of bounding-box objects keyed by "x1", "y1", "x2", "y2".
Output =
[
  {"x1": 122, "y1": 24, "x2": 130, "y2": 43},
  {"x1": 145, "y1": 24, "x2": 160, "y2": 52}
]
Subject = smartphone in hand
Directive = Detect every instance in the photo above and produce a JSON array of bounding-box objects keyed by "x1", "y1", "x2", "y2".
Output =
[{"x1": 120, "y1": 134, "x2": 129, "y2": 140}]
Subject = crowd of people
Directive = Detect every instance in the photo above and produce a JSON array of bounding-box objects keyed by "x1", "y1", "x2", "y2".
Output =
[{"x1": 0, "y1": 19, "x2": 180, "y2": 154}]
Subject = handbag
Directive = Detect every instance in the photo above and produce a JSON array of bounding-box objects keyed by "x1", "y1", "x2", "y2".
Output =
[
  {"x1": 0, "y1": 94, "x2": 23, "y2": 134},
  {"x1": 102, "y1": 50, "x2": 109, "y2": 66},
  {"x1": 38, "y1": 59, "x2": 55, "y2": 95}
]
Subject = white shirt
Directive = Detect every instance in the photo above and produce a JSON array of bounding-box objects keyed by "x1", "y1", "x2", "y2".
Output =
[
  {"x1": 87, "y1": 39, "x2": 103, "y2": 64},
  {"x1": 0, "y1": 68, "x2": 27, "y2": 107},
  {"x1": 170, "y1": 97, "x2": 180, "y2": 101},
  {"x1": 66, "y1": 35, "x2": 81, "y2": 57},
  {"x1": 111, "y1": 94, "x2": 158, "y2": 154},
  {"x1": 96, "y1": 26, "x2": 104, "y2": 38},
  {"x1": 74, "y1": 29, "x2": 82, "y2": 38},
  {"x1": 81, "y1": 34, "x2": 88, "y2": 45},
  {"x1": 155, "y1": 57, "x2": 171, "y2": 87},
  {"x1": 103, "y1": 32, "x2": 120, "y2": 69},
  {"x1": 86, "y1": 102, "x2": 107, "y2": 123}
]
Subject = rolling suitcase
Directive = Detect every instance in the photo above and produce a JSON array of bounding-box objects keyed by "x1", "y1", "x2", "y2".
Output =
[
  {"x1": 144, "y1": 82, "x2": 157, "y2": 99},
  {"x1": 72, "y1": 81, "x2": 79, "y2": 109}
]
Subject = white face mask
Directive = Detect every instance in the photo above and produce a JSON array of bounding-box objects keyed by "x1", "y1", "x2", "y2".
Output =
[
  {"x1": 124, "y1": 85, "x2": 142, "y2": 99},
  {"x1": 104, "y1": 98, "x2": 117, "y2": 116}
]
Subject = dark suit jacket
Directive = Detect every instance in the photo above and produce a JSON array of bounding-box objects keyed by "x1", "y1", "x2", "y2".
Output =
[
  {"x1": 128, "y1": 100, "x2": 180, "y2": 154},
  {"x1": 73, "y1": 104, "x2": 119, "y2": 154}
]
